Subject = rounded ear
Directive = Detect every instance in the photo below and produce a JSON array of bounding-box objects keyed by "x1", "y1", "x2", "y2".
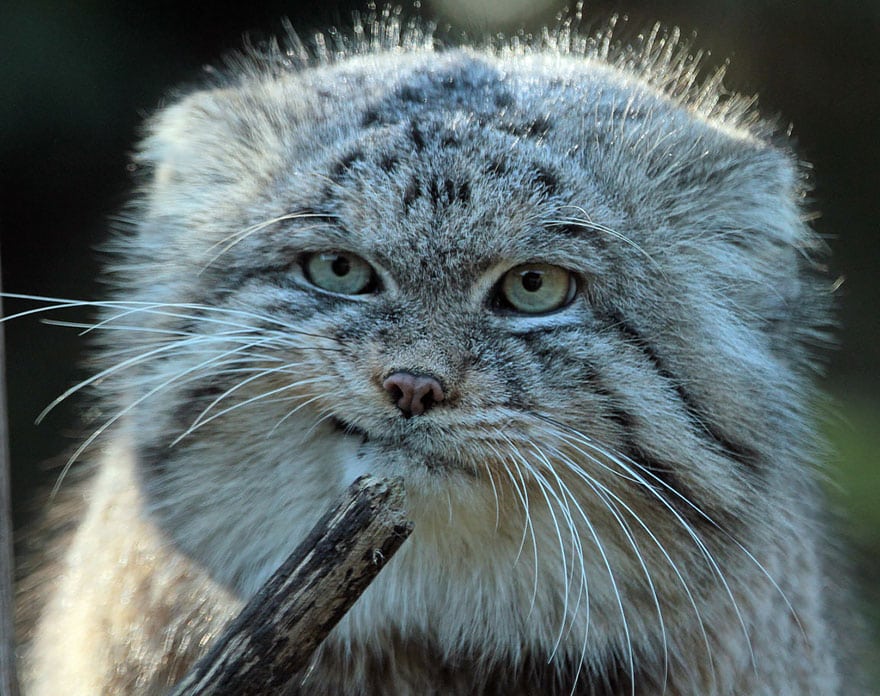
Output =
[
  {"x1": 134, "y1": 84, "x2": 302, "y2": 221},
  {"x1": 673, "y1": 133, "x2": 829, "y2": 355},
  {"x1": 136, "y1": 90, "x2": 240, "y2": 211},
  {"x1": 688, "y1": 135, "x2": 815, "y2": 264}
]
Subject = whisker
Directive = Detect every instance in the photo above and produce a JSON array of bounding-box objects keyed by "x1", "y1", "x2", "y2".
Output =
[
  {"x1": 535, "y1": 414, "x2": 758, "y2": 674},
  {"x1": 172, "y1": 369, "x2": 325, "y2": 444},
  {"x1": 201, "y1": 210, "x2": 337, "y2": 270},
  {"x1": 546, "y1": 443, "x2": 674, "y2": 692},
  {"x1": 2, "y1": 293, "x2": 340, "y2": 345},
  {"x1": 271, "y1": 388, "x2": 339, "y2": 437},
  {"x1": 497, "y1": 431, "x2": 586, "y2": 660},
  {"x1": 487, "y1": 437, "x2": 541, "y2": 612},
  {"x1": 36, "y1": 333, "x2": 271, "y2": 424},
  {"x1": 527, "y1": 443, "x2": 636, "y2": 694},
  {"x1": 298, "y1": 404, "x2": 347, "y2": 442},
  {"x1": 49, "y1": 340, "x2": 288, "y2": 495},
  {"x1": 476, "y1": 432, "x2": 504, "y2": 532},
  {"x1": 502, "y1": 438, "x2": 574, "y2": 646},
  {"x1": 551, "y1": 207, "x2": 665, "y2": 276}
]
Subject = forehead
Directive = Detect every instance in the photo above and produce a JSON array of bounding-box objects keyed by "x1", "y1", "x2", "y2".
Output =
[{"x1": 270, "y1": 51, "x2": 647, "y2": 278}]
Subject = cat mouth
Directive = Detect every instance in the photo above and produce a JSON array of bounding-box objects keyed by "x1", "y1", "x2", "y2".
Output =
[
  {"x1": 330, "y1": 417, "x2": 370, "y2": 443},
  {"x1": 328, "y1": 416, "x2": 476, "y2": 478}
]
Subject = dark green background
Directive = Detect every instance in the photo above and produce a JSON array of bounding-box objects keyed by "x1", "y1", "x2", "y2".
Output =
[{"x1": 2, "y1": 0, "x2": 877, "y2": 683}]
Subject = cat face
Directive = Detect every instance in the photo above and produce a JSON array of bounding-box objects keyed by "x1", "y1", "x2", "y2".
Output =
[{"x1": 99, "y1": 49, "x2": 826, "y2": 663}]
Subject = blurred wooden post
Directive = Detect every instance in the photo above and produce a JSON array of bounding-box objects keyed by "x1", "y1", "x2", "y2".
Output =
[{"x1": 0, "y1": 252, "x2": 21, "y2": 695}]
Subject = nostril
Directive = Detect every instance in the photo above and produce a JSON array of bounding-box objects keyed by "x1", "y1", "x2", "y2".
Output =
[
  {"x1": 419, "y1": 391, "x2": 436, "y2": 411},
  {"x1": 382, "y1": 371, "x2": 445, "y2": 417}
]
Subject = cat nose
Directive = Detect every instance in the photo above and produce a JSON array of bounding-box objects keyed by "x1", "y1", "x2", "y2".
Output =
[{"x1": 382, "y1": 371, "x2": 445, "y2": 417}]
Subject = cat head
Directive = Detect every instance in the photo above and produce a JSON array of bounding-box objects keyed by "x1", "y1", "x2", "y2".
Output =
[{"x1": 102, "y1": 38, "x2": 829, "y2": 614}]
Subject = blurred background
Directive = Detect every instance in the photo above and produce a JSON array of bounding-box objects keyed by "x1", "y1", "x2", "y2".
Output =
[{"x1": 2, "y1": 0, "x2": 877, "y2": 682}]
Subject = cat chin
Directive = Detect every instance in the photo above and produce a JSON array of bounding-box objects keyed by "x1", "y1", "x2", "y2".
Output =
[
  {"x1": 340, "y1": 449, "x2": 373, "y2": 483},
  {"x1": 327, "y1": 415, "x2": 483, "y2": 490}
]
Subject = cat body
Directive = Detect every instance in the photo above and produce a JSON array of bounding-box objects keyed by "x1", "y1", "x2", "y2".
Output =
[{"x1": 20, "y1": 19, "x2": 847, "y2": 695}]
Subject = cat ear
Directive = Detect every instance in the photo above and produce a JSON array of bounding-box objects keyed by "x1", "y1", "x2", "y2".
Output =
[
  {"x1": 136, "y1": 89, "x2": 241, "y2": 213},
  {"x1": 653, "y1": 128, "x2": 806, "y2": 250},
  {"x1": 667, "y1": 132, "x2": 829, "y2": 349},
  {"x1": 135, "y1": 84, "x2": 305, "y2": 222}
]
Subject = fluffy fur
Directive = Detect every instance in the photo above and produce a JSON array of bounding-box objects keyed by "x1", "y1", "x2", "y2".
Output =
[{"x1": 18, "y1": 12, "x2": 851, "y2": 695}]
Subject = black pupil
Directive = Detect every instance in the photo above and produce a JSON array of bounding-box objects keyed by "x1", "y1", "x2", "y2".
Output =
[
  {"x1": 331, "y1": 256, "x2": 351, "y2": 276},
  {"x1": 521, "y1": 271, "x2": 543, "y2": 292}
]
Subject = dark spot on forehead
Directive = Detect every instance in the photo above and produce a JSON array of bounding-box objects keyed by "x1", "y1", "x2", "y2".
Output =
[
  {"x1": 441, "y1": 130, "x2": 460, "y2": 148},
  {"x1": 482, "y1": 157, "x2": 559, "y2": 197},
  {"x1": 485, "y1": 157, "x2": 508, "y2": 177},
  {"x1": 399, "y1": 84, "x2": 427, "y2": 104},
  {"x1": 494, "y1": 91, "x2": 515, "y2": 108},
  {"x1": 329, "y1": 149, "x2": 366, "y2": 183},
  {"x1": 361, "y1": 107, "x2": 382, "y2": 128},
  {"x1": 409, "y1": 120, "x2": 426, "y2": 151},
  {"x1": 403, "y1": 178, "x2": 421, "y2": 211},
  {"x1": 498, "y1": 115, "x2": 553, "y2": 139},
  {"x1": 379, "y1": 154, "x2": 399, "y2": 173},
  {"x1": 532, "y1": 165, "x2": 560, "y2": 196},
  {"x1": 427, "y1": 177, "x2": 471, "y2": 209}
]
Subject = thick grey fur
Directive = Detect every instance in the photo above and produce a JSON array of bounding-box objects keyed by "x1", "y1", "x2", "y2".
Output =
[{"x1": 18, "y1": 11, "x2": 860, "y2": 695}]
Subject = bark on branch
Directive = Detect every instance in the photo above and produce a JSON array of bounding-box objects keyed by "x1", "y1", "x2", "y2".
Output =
[{"x1": 171, "y1": 475, "x2": 412, "y2": 696}]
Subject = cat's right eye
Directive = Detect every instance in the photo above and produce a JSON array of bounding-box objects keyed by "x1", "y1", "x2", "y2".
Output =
[{"x1": 302, "y1": 251, "x2": 377, "y2": 295}]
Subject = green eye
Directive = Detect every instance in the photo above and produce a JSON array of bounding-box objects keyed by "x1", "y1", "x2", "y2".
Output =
[
  {"x1": 498, "y1": 263, "x2": 576, "y2": 314},
  {"x1": 303, "y1": 252, "x2": 376, "y2": 295}
]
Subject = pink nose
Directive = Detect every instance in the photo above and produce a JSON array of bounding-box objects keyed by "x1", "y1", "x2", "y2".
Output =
[{"x1": 382, "y1": 372, "x2": 445, "y2": 417}]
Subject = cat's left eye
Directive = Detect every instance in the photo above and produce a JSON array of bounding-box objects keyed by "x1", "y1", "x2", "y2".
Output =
[
  {"x1": 302, "y1": 251, "x2": 376, "y2": 295},
  {"x1": 497, "y1": 263, "x2": 576, "y2": 314}
]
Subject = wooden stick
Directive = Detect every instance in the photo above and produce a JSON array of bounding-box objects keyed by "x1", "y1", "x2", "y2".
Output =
[
  {"x1": 171, "y1": 474, "x2": 412, "y2": 696},
  {"x1": 0, "y1": 257, "x2": 21, "y2": 695}
]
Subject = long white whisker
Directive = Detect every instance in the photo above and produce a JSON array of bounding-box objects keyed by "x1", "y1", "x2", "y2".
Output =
[
  {"x1": 499, "y1": 434, "x2": 573, "y2": 648},
  {"x1": 180, "y1": 359, "x2": 308, "y2": 430},
  {"x1": 536, "y1": 414, "x2": 757, "y2": 673},
  {"x1": 479, "y1": 432, "x2": 544, "y2": 617},
  {"x1": 524, "y1": 444, "x2": 590, "y2": 661},
  {"x1": 271, "y1": 389, "x2": 339, "y2": 437},
  {"x1": 2, "y1": 293, "x2": 339, "y2": 344},
  {"x1": 498, "y1": 431, "x2": 588, "y2": 661},
  {"x1": 36, "y1": 332, "x2": 269, "y2": 424},
  {"x1": 201, "y1": 211, "x2": 337, "y2": 270},
  {"x1": 172, "y1": 369, "x2": 326, "y2": 445},
  {"x1": 506, "y1": 460, "x2": 542, "y2": 612},
  {"x1": 539, "y1": 429, "x2": 713, "y2": 647},
  {"x1": 547, "y1": 443, "x2": 672, "y2": 693},
  {"x1": 543, "y1": 463, "x2": 634, "y2": 696},
  {"x1": 298, "y1": 403, "x2": 345, "y2": 441},
  {"x1": 560, "y1": 452, "x2": 713, "y2": 690},
  {"x1": 485, "y1": 435, "x2": 541, "y2": 611},
  {"x1": 476, "y1": 433, "x2": 504, "y2": 532},
  {"x1": 49, "y1": 339, "x2": 286, "y2": 495}
]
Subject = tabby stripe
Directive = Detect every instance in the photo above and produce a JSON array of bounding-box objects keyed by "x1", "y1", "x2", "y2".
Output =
[
  {"x1": 604, "y1": 310, "x2": 762, "y2": 472},
  {"x1": 589, "y1": 374, "x2": 711, "y2": 526},
  {"x1": 619, "y1": 443, "x2": 714, "y2": 528}
]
